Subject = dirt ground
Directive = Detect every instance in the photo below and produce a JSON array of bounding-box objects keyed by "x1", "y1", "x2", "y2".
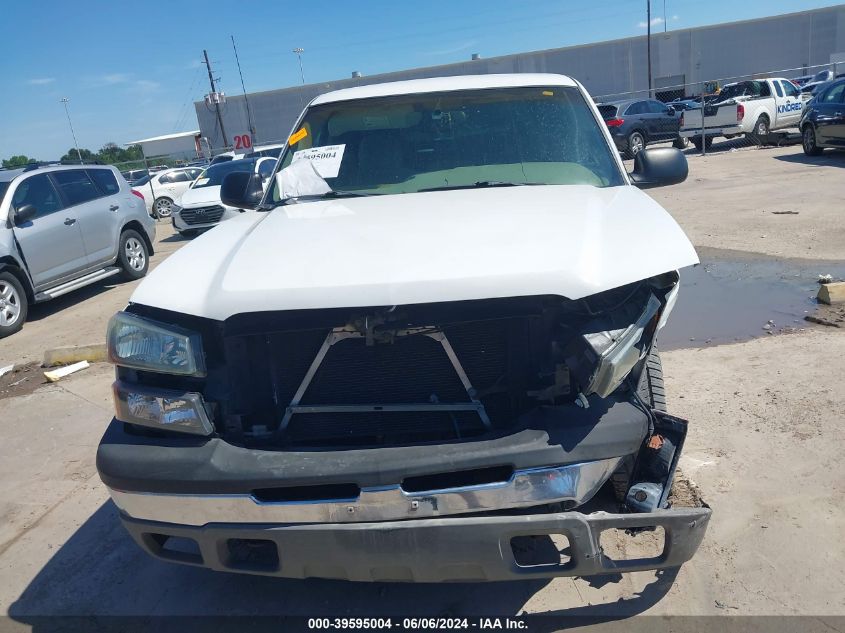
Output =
[{"x1": 1, "y1": 143, "x2": 844, "y2": 623}]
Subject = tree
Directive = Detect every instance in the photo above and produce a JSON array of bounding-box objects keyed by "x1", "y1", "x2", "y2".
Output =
[
  {"x1": 2, "y1": 155, "x2": 34, "y2": 168},
  {"x1": 59, "y1": 147, "x2": 95, "y2": 163}
]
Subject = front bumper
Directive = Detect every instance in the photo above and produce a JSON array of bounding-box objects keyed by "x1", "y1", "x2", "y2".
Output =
[
  {"x1": 119, "y1": 506, "x2": 710, "y2": 581},
  {"x1": 172, "y1": 206, "x2": 241, "y2": 232}
]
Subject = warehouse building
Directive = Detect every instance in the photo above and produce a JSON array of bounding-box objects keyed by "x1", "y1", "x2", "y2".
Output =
[{"x1": 195, "y1": 5, "x2": 845, "y2": 151}]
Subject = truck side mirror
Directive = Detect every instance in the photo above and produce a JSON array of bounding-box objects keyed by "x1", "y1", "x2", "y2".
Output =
[
  {"x1": 13, "y1": 204, "x2": 37, "y2": 225},
  {"x1": 629, "y1": 147, "x2": 688, "y2": 189},
  {"x1": 220, "y1": 171, "x2": 264, "y2": 210}
]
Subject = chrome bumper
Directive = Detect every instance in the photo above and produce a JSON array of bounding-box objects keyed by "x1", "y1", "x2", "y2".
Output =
[{"x1": 107, "y1": 458, "x2": 621, "y2": 525}]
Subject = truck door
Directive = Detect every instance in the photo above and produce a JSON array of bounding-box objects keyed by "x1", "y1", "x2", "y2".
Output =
[
  {"x1": 11, "y1": 173, "x2": 89, "y2": 288},
  {"x1": 777, "y1": 80, "x2": 803, "y2": 128}
]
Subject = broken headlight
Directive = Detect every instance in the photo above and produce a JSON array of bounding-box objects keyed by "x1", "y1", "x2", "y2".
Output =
[
  {"x1": 565, "y1": 291, "x2": 662, "y2": 399},
  {"x1": 107, "y1": 312, "x2": 206, "y2": 376}
]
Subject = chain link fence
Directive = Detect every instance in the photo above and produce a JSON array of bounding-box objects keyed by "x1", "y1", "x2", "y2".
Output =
[{"x1": 593, "y1": 62, "x2": 841, "y2": 158}]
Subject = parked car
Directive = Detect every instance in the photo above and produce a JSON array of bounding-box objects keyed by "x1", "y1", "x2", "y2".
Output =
[
  {"x1": 120, "y1": 169, "x2": 149, "y2": 185},
  {"x1": 132, "y1": 166, "x2": 203, "y2": 218},
  {"x1": 801, "y1": 79, "x2": 833, "y2": 98},
  {"x1": 800, "y1": 78, "x2": 845, "y2": 155},
  {"x1": 792, "y1": 74, "x2": 814, "y2": 87},
  {"x1": 171, "y1": 157, "x2": 276, "y2": 236},
  {"x1": 680, "y1": 78, "x2": 805, "y2": 149},
  {"x1": 147, "y1": 164, "x2": 169, "y2": 174},
  {"x1": 244, "y1": 143, "x2": 285, "y2": 159},
  {"x1": 800, "y1": 69, "x2": 835, "y2": 95},
  {"x1": 98, "y1": 73, "x2": 710, "y2": 582},
  {"x1": 209, "y1": 151, "x2": 245, "y2": 165},
  {"x1": 0, "y1": 163, "x2": 155, "y2": 338},
  {"x1": 597, "y1": 98, "x2": 686, "y2": 158}
]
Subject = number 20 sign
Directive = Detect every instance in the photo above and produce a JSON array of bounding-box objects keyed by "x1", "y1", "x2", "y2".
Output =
[{"x1": 233, "y1": 134, "x2": 252, "y2": 150}]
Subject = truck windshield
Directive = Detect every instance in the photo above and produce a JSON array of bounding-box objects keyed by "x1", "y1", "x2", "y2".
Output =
[{"x1": 273, "y1": 86, "x2": 624, "y2": 201}]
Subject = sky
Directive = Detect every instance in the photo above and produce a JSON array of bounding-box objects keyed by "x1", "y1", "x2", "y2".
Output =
[{"x1": 0, "y1": 0, "x2": 839, "y2": 159}]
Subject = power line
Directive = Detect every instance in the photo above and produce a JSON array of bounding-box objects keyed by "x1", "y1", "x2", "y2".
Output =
[
  {"x1": 172, "y1": 66, "x2": 202, "y2": 132},
  {"x1": 231, "y1": 35, "x2": 257, "y2": 141}
]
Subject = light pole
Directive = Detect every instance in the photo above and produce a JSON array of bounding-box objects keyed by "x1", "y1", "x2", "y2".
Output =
[
  {"x1": 293, "y1": 48, "x2": 305, "y2": 85},
  {"x1": 60, "y1": 98, "x2": 83, "y2": 163}
]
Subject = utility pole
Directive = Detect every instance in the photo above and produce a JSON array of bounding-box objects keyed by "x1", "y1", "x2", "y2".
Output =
[
  {"x1": 203, "y1": 49, "x2": 230, "y2": 148},
  {"x1": 60, "y1": 98, "x2": 83, "y2": 163},
  {"x1": 231, "y1": 35, "x2": 256, "y2": 143},
  {"x1": 664, "y1": 0, "x2": 667, "y2": 32},
  {"x1": 647, "y1": 0, "x2": 653, "y2": 98},
  {"x1": 293, "y1": 48, "x2": 305, "y2": 85}
]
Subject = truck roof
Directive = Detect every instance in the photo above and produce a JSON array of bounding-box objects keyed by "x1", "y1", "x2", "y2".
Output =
[{"x1": 311, "y1": 73, "x2": 579, "y2": 105}]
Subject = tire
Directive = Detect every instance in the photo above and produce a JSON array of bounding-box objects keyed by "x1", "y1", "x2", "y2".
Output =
[
  {"x1": 153, "y1": 197, "x2": 173, "y2": 218},
  {"x1": 691, "y1": 136, "x2": 713, "y2": 151},
  {"x1": 753, "y1": 115, "x2": 769, "y2": 137},
  {"x1": 117, "y1": 229, "x2": 149, "y2": 281},
  {"x1": 624, "y1": 131, "x2": 646, "y2": 159},
  {"x1": 0, "y1": 272, "x2": 28, "y2": 339},
  {"x1": 636, "y1": 346, "x2": 667, "y2": 412},
  {"x1": 672, "y1": 137, "x2": 688, "y2": 149},
  {"x1": 802, "y1": 125, "x2": 823, "y2": 156},
  {"x1": 611, "y1": 346, "x2": 666, "y2": 501}
]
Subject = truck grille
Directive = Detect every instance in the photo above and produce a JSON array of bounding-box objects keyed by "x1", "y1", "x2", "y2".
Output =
[
  {"x1": 180, "y1": 204, "x2": 225, "y2": 226},
  {"x1": 221, "y1": 314, "x2": 526, "y2": 448}
]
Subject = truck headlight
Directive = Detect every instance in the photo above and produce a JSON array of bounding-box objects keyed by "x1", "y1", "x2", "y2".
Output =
[
  {"x1": 113, "y1": 381, "x2": 213, "y2": 436},
  {"x1": 567, "y1": 293, "x2": 662, "y2": 399},
  {"x1": 107, "y1": 312, "x2": 206, "y2": 376},
  {"x1": 585, "y1": 293, "x2": 661, "y2": 397}
]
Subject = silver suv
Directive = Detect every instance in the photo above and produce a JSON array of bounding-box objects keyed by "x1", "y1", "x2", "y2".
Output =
[{"x1": 0, "y1": 163, "x2": 156, "y2": 338}]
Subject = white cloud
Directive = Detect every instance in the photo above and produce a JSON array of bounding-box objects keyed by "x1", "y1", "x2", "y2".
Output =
[
  {"x1": 101, "y1": 73, "x2": 130, "y2": 84},
  {"x1": 637, "y1": 17, "x2": 665, "y2": 28},
  {"x1": 27, "y1": 77, "x2": 55, "y2": 85}
]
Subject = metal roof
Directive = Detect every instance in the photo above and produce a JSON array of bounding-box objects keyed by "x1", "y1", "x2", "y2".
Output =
[{"x1": 125, "y1": 130, "x2": 200, "y2": 146}]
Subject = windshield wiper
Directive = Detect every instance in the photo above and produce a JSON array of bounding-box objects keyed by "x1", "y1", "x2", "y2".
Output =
[
  {"x1": 281, "y1": 190, "x2": 380, "y2": 204},
  {"x1": 418, "y1": 181, "x2": 541, "y2": 193}
]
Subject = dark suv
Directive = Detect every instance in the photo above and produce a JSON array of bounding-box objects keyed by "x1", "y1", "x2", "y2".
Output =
[
  {"x1": 800, "y1": 78, "x2": 845, "y2": 155},
  {"x1": 598, "y1": 99, "x2": 686, "y2": 158}
]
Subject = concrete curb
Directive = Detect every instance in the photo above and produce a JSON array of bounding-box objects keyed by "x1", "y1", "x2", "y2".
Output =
[{"x1": 42, "y1": 344, "x2": 108, "y2": 368}]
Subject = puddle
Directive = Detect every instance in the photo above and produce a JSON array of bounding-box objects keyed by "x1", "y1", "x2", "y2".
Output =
[{"x1": 659, "y1": 248, "x2": 845, "y2": 350}]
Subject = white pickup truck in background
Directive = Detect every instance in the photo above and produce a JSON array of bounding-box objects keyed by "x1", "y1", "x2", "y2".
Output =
[{"x1": 680, "y1": 78, "x2": 808, "y2": 149}]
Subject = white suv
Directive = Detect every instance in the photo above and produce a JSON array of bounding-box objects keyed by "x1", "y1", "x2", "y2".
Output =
[
  {"x1": 171, "y1": 157, "x2": 275, "y2": 237},
  {"x1": 0, "y1": 163, "x2": 156, "y2": 337}
]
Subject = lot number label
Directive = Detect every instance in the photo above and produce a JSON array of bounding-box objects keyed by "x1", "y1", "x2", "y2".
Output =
[{"x1": 291, "y1": 145, "x2": 346, "y2": 178}]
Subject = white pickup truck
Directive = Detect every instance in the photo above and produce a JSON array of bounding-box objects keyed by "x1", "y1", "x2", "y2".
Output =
[{"x1": 680, "y1": 78, "x2": 808, "y2": 149}]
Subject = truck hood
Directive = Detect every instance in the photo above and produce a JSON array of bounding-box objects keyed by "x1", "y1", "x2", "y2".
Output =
[
  {"x1": 131, "y1": 185, "x2": 699, "y2": 321},
  {"x1": 179, "y1": 185, "x2": 223, "y2": 208}
]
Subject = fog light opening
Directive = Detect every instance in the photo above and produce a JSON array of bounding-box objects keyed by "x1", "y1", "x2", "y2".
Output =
[
  {"x1": 144, "y1": 533, "x2": 203, "y2": 565},
  {"x1": 225, "y1": 538, "x2": 280, "y2": 572},
  {"x1": 511, "y1": 534, "x2": 572, "y2": 568},
  {"x1": 599, "y1": 526, "x2": 666, "y2": 561}
]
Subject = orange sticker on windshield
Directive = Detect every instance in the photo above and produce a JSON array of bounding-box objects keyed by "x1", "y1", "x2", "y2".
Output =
[
  {"x1": 289, "y1": 127, "x2": 308, "y2": 145},
  {"x1": 542, "y1": 91, "x2": 554, "y2": 96}
]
